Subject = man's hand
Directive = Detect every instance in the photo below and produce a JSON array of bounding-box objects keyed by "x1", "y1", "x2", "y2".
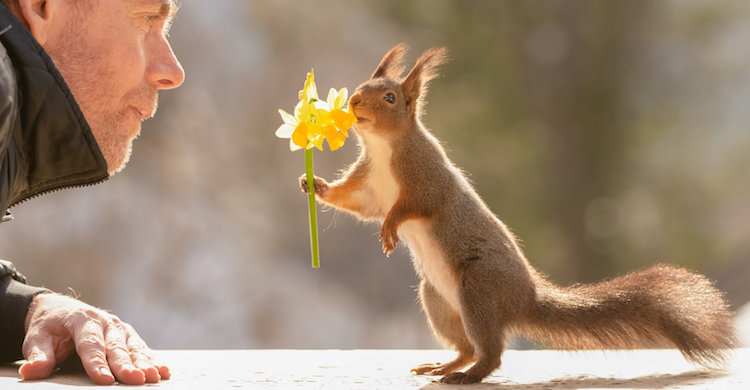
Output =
[{"x1": 19, "y1": 293, "x2": 170, "y2": 385}]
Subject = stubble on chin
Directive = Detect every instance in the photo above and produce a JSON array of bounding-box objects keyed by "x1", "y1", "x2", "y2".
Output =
[
  {"x1": 81, "y1": 85, "x2": 160, "y2": 175},
  {"x1": 89, "y1": 114, "x2": 137, "y2": 176}
]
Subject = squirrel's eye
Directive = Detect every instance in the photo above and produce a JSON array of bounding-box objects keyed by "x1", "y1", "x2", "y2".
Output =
[{"x1": 383, "y1": 92, "x2": 396, "y2": 104}]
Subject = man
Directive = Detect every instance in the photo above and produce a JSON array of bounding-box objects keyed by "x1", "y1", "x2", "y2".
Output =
[{"x1": 0, "y1": 0, "x2": 184, "y2": 385}]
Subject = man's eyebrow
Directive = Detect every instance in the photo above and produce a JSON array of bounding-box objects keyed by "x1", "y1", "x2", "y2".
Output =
[
  {"x1": 131, "y1": 0, "x2": 179, "y2": 33},
  {"x1": 162, "y1": 0, "x2": 179, "y2": 21},
  {"x1": 132, "y1": 0, "x2": 179, "y2": 20}
]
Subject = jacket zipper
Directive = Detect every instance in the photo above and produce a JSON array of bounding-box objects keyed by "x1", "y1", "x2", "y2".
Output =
[{"x1": 7, "y1": 173, "x2": 109, "y2": 210}]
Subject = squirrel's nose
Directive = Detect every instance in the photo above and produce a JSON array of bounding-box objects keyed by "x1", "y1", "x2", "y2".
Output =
[{"x1": 349, "y1": 94, "x2": 362, "y2": 108}]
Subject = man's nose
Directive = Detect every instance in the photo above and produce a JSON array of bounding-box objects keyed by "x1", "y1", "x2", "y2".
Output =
[{"x1": 146, "y1": 35, "x2": 185, "y2": 90}]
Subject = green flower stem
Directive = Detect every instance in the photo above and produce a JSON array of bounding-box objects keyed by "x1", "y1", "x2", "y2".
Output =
[{"x1": 305, "y1": 147, "x2": 320, "y2": 268}]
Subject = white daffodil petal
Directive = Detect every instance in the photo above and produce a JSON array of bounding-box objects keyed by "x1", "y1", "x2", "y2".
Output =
[
  {"x1": 294, "y1": 100, "x2": 304, "y2": 117},
  {"x1": 327, "y1": 88, "x2": 337, "y2": 108},
  {"x1": 335, "y1": 88, "x2": 348, "y2": 108},
  {"x1": 278, "y1": 109, "x2": 298, "y2": 125},
  {"x1": 314, "y1": 100, "x2": 330, "y2": 111},
  {"x1": 275, "y1": 123, "x2": 296, "y2": 138}
]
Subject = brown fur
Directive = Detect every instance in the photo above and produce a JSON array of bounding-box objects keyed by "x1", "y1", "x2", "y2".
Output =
[{"x1": 301, "y1": 44, "x2": 737, "y2": 384}]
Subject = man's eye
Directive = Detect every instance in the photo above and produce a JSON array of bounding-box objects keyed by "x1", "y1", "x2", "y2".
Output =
[
  {"x1": 137, "y1": 16, "x2": 153, "y2": 33},
  {"x1": 145, "y1": 15, "x2": 159, "y2": 25},
  {"x1": 383, "y1": 92, "x2": 396, "y2": 104}
]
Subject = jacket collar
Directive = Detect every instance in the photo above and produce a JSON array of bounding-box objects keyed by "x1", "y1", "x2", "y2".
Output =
[{"x1": 0, "y1": 5, "x2": 108, "y2": 211}]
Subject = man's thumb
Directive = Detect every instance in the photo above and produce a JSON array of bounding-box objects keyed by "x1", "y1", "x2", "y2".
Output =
[{"x1": 19, "y1": 343, "x2": 57, "y2": 380}]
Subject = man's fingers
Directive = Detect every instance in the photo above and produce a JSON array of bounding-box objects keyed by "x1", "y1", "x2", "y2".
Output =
[
  {"x1": 131, "y1": 354, "x2": 161, "y2": 383},
  {"x1": 124, "y1": 324, "x2": 164, "y2": 383},
  {"x1": 157, "y1": 364, "x2": 171, "y2": 380},
  {"x1": 103, "y1": 320, "x2": 146, "y2": 385},
  {"x1": 72, "y1": 322, "x2": 115, "y2": 385}
]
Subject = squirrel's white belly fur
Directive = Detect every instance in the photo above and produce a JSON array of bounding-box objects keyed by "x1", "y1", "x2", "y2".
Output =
[
  {"x1": 362, "y1": 133, "x2": 399, "y2": 214},
  {"x1": 362, "y1": 132, "x2": 460, "y2": 310},
  {"x1": 400, "y1": 220, "x2": 461, "y2": 310}
]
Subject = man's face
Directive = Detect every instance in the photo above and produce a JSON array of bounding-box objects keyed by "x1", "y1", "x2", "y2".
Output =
[{"x1": 43, "y1": 0, "x2": 185, "y2": 174}]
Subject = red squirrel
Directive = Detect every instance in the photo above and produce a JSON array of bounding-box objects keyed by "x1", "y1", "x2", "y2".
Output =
[{"x1": 300, "y1": 43, "x2": 737, "y2": 384}]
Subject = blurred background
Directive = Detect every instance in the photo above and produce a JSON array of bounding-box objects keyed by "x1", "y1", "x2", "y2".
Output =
[{"x1": 1, "y1": 0, "x2": 749, "y2": 350}]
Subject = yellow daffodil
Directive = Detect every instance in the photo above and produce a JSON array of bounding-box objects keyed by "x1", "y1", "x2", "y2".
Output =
[
  {"x1": 276, "y1": 70, "x2": 356, "y2": 152},
  {"x1": 308, "y1": 88, "x2": 357, "y2": 151},
  {"x1": 274, "y1": 69, "x2": 357, "y2": 268},
  {"x1": 299, "y1": 68, "x2": 318, "y2": 102},
  {"x1": 319, "y1": 123, "x2": 346, "y2": 151},
  {"x1": 326, "y1": 87, "x2": 356, "y2": 137}
]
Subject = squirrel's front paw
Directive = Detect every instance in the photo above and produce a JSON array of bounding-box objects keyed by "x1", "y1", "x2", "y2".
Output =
[
  {"x1": 299, "y1": 174, "x2": 329, "y2": 197},
  {"x1": 379, "y1": 222, "x2": 400, "y2": 257}
]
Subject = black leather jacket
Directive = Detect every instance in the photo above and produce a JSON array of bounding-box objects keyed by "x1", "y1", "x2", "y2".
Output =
[{"x1": 0, "y1": 4, "x2": 109, "y2": 362}]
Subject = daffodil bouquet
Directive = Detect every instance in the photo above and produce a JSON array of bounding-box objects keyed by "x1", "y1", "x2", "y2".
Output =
[{"x1": 275, "y1": 70, "x2": 356, "y2": 268}]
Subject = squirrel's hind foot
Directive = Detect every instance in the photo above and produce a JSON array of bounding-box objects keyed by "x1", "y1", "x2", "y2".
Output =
[
  {"x1": 438, "y1": 372, "x2": 482, "y2": 384},
  {"x1": 411, "y1": 354, "x2": 474, "y2": 376},
  {"x1": 411, "y1": 363, "x2": 441, "y2": 375}
]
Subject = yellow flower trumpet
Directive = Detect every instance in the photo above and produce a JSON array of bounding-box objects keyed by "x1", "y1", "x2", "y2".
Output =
[{"x1": 275, "y1": 69, "x2": 356, "y2": 268}]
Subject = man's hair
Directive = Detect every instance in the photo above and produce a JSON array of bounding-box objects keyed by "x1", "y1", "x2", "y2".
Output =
[
  {"x1": 1, "y1": 1, "x2": 22, "y2": 17},
  {"x1": 1, "y1": 0, "x2": 92, "y2": 23}
]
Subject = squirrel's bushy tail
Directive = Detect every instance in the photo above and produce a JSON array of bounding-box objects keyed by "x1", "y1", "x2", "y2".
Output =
[{"x1": 521, "y1": 264, "x2": 737, "y2": 365}]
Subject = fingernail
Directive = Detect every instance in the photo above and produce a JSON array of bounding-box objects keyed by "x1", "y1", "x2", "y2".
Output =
[{"x1": 99, "y1": 367, "x2": 113, "y2": 378}]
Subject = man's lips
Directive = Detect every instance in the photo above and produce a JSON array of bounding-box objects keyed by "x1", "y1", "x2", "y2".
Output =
[{"x1": 133, "y1": 107, "x2": 155, "y2": 121}]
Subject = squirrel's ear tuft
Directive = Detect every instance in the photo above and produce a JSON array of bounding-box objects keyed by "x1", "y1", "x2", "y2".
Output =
[
  {"x1": 401, "y1": 47, "x2": 449, "y2": 112},
  {"x1": 371, "y1": 43, "x2": 408, "y2": 80}
]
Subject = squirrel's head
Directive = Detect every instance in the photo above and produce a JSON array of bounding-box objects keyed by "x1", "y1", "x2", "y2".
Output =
[{"x1": 350, "y1": 43, "x2": 448, "y2": 137}]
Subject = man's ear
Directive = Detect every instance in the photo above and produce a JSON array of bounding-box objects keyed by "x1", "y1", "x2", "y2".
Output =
[{"x1": 18, "y1": 0, "x2": 54, "y2": 46}]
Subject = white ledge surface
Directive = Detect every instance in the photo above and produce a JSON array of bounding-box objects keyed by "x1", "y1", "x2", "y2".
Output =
[{"x1": 0, "y1": 348, "x2": 748, "y2": 389}]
